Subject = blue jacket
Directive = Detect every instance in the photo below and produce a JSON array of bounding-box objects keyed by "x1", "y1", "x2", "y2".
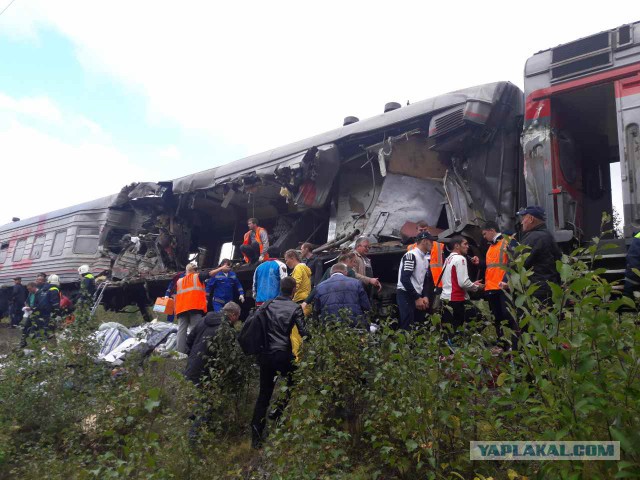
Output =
[
  {"x1": 253, "y1": 260, "x2": 287, "y2": 303},
  {"x1": 206, "y1": 271, "x2": 244, "y2": 305},
  {"x1": 33, "y1": 283, "x2": 61, "y2": 319},
  {"x1": 314, "y1": 273, "x2": 371, "y2": 327}
]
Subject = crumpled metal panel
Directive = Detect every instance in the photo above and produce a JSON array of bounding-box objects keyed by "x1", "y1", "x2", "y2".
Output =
[{"x1": 361, "y1": 173, "x2": 445, "y2": 239}]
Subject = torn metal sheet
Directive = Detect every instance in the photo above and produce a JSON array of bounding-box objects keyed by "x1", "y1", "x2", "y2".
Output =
[{"x1": 361, "y1": 173, "x2": 445, "y2": 239}]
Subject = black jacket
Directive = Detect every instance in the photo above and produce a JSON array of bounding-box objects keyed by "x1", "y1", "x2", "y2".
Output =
[
  {"x1": 185, "y1": 311, "x2": 227, "y2": 385},
  {"x1": 625, "y1": 234, "x2": 640, "y2": 285},
  {"x1": 264, "y1": 296, "x2": 308, "y2": 354},
  {"x1": 520, "y1": 224, "x2": 562, "y2": 294},
  {"x1": 303, "y1": 255, "x2": 324, "y2": 287},
  {"x1": 10, "y1": 284, "x2": 28, "y2": 312}
]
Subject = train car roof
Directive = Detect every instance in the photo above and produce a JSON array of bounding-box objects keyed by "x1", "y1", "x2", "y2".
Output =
[
  {"x1": 171, "y1": 81, "x2": 520, "y2": 195},
  {"x1": 0, "y1": 194, "x2": 119, "y2": 234}
]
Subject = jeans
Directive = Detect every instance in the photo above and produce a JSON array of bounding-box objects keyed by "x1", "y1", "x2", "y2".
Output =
[
  {"x1": 176, "y1": 311, "x2": 203, "y2": 353},
  {"x1": 396, "y1": 289, "x2": 426, "y2": 330},
  {"x1": 251, "y1": 350, "x2": 295, "y2": 438}
]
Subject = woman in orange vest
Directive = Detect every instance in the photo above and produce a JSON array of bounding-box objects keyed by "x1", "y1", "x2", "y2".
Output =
[
  {"x1": 481, "y1": 221, "x2": 518, "y2": 350},
  {"x1": 174, "y1": 262, "x2": 229, "y2": 353},
  {"x1": 240, "y1": 217, "x2": 270, "y2": 264}
]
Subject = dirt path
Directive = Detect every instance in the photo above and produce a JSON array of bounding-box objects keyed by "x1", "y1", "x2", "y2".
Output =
[{"x1": 0, "y1": 322, "x2": 20, "y2": 355}]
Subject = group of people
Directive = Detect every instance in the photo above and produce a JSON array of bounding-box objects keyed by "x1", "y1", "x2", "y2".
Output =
[{"x1": 8, "y1": 266, "x2": 96, "y2": 347}]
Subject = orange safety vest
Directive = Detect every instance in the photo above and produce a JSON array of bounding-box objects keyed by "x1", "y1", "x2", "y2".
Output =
[
  {"x1": 430, "y1": 242, "x2": 445, "y2": 288},
  {"x1": 175, "y1": 273, "x2": 207, "y2": 316},
  {"x1": 407, "y1": 243, "x2": 417, "y2": 251},
  {"x1": 485, "y1": 238, "x2": 508, "y2": 291},
  {"x1": 242, "y1": 227, "x2": 266, "y2": 263}
]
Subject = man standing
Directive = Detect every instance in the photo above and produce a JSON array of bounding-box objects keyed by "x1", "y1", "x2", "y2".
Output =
[
  {"x1": 396, "y1": 232, "x2": 435, "y2": 330},
  {"x1": 253, "y1": 247, "x2": 288, "y2": 305},
  {"x1": 9, "y1": 277, "x2": 27, "y2": 328},
  {"x1": 481, "y1": 222, "x2": 518, "y2": 348},
  {"x1": 175, "y1": 262, "x2": 229, "y2": 353},
  {"x1": 301, "y1": 242, "x2": 323, "y2": 286},
  {"x1": 35, "y1": 273, "x2": 47, "y2": 291},
  {"x1": 240, "y1": 218, "x2": 270, "y2": 264},
  {"x1": 185, "y1": 301, "x2": 242, "y2": 440},
  {"x1": 352, "y1": 237, "x2": 382, "y2": 290},
  {"x1": 21, "y1": 274, "x2": 61, "y2": 346},
  {"x1": 284, "y1": 250, "x2": 312, "y2": 304},
  {"x1": 251, "y1": 277, "x2": 307, "y2": 448},
  {"x1": 516, "y1": 206, "x2": 562, "y2": 305},
  {"x1": 206, "y1": 259, "x2": 245, "y2": 312},
  {"x1": 314, "y1": 263, "x2": 371, "y2": 327},
  {"x1": 77, "y1": 265, "x2": 96, "y2": 310},
  {"x1": 406, "y1": 220, "x2": 431, "y2": 251},
  {"x1": 440, "y1": 236, "x2": 484, "y2": 335}
]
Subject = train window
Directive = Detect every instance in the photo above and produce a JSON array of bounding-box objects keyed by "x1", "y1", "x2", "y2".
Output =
[
  {"x1": 73, "y1": 227, "x2": 99, "y2": 254},
  {"x1": 30, "y1": 235, "x2": 45, "y2": 259},
  {"x1": 0, "y1": 242, "x2": 8, "y2": 263},
  {"x1": 50, "y1": 230, "x2": 67, "y2": 257},
  {"x1": 13, "y1": 238, "x2": 26, "y2": 261}
]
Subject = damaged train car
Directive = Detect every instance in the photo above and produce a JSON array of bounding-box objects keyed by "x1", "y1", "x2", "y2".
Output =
[
  {"x1": 1, "y1": 81, "x2": 525, "y2": 315},
  {"x1": 169, "y1": 81, "x2": 524, "y2": 271}
]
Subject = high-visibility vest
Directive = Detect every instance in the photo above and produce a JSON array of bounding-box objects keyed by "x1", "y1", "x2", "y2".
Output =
[
  {"x1": 430, "y1": 242, "x2": 445, "y2": 288},
  {"x1": 485, "y1": 238, "x2": 509, "y2": 291},
  {"x1": 242, "y1": 227, "x2": 266, "y2": 263},
  {"x1": 175, "y1": 273, "x2": 207, "y2": 315}
]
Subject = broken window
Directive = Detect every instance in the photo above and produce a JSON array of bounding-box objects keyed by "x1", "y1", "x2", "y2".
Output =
[
  {"x1": 50, "y1": 230, "x2": 67, "y2": 257},
  {"x1": 13, "y1": 238, "x2": 26, "y2": 261},
  {"x1": 30, "y1": 235, "x2": 45, "y2": 259},
  {"x1": 73, "y1": 227, "x2": 100, "y2": 254},
  {"x1": 0, "y1": 242, "x2": 8, "y2": 263}
]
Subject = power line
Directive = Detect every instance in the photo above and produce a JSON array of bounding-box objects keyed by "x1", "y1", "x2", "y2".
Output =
[{"x1": 0, "y1": 0, "x2": 17, "y2": 18}]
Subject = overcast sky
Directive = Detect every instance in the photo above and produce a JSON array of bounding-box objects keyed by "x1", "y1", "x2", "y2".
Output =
[{"x1": 0, "y1": 1, "x2": 635, "y2": 225}]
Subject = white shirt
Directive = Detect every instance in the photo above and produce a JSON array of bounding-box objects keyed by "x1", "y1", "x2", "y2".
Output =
[
  {"x1": 396, "y1": 247, "x2": 429, "y2": 297},
  {"x1": 440, "y1": 252, "x2": 478, "y2": 301}
]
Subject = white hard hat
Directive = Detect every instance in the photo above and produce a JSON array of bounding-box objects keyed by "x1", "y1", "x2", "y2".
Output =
[
  {"x1": 48, "y1": 274, "x2": 60, "y2": 286},
  {"x1": 78, "y1": 264, "x2": 90, "y2": 275}
]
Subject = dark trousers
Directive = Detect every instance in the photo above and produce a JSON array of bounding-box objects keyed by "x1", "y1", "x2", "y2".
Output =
[
  {"x1": 240, "y1": 242, "x2": 261, "y2": 263},
  {"x1": 396, "y1": 289, "x2": 425, "y2": 330},
  {"x1": 251, "y1": 350, "x2": 295, "y2": 437},
  {"x1": 440, "y1": 300, "x2": 480, "y2": 338},
  {"x1": 486, "y1": 290, "x2": 518, "y2": 349},
  {"x1": 20, "y1": 315, "x2": 51, "y2": 347},
  {"x1": 10, "y1": 309, "x2": 22, "y2": 327}
]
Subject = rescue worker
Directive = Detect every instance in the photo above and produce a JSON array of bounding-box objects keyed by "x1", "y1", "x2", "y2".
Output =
[
  {"x1": 251, "y1": 277, "x2": 307, "y2": 449},
  {"x1": 481, "y1": 221, "x2": 518, "y2": 348},
  {"x1": 206, "y1": 259, "x2": 245, "y2": 312},
  {"x1": 175, "y1": 262, "x2": 227, "y2": 353},
  {"x1": 35, "y1": 272, "x2": 47, "y2": 291},
  {"x1": 406, "y1": 220, "x2": 430, "y2": 250},
  {"x1": 77, "y1": 265, "x2": 96, "y2": 310},
  {"x1": 516, "y1": 206, "x2": 562, "y2": 305},
  {"x1": 252, "y1": 247, "x2": 288, "y2": 306},
  {"x1": 9, "y1": 277, "x2": 27, "y2": 328},
  {"x1": 397, "y1": 231, "x2": 436, "y2": 330},
  {"x1": 624, "y1": 231, "x2": 640, "y2": 299},
  {"x1": 440, "y1": 237, "x2": 484, "y2": 337},
  {"x1": 301, "y1": 242, "x2": 323, "y2": 286},
  {"x1": 240, "y1": 218, "x2": 269, "y2": 264},
  {"x1": 21, "y1": 274, "x2": 61, "y2": 346}
]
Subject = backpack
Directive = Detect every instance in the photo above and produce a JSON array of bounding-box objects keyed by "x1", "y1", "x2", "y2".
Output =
[{"x1": 238, "y1": 300, "x2": 274, "y2": 355}]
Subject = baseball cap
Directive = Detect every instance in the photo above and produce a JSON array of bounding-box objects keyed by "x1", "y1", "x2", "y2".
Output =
[
  {"x1": 416, "y1": 231, "x2": 437, "y2": 242},
  {"x1": 516, "y1": 205, "x2": 546, "y2": 220}
]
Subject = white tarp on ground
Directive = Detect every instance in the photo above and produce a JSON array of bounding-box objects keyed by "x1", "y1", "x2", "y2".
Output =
[{"x1": 93, "y1": 319, "x2": 179, "y2": 364}]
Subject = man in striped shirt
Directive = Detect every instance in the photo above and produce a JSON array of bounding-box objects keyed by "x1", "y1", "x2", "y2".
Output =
[{"x1": 396, "y1": 231, "x2": 436, "y2": 330}]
